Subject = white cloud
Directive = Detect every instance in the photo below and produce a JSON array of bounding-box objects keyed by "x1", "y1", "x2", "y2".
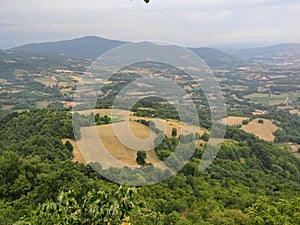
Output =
[{"x1": 1, "y1": 0, "x2": 300, "y2": 48}]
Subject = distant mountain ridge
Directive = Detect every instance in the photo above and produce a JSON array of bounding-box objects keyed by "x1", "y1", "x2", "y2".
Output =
[
  {"x1": 11, "y1": 37, "x2": 300, "y2": 63},
  {"x1": 189, "y1": 47, "x2": 241, "y2": 67},
  {"x1": 11, "y1": 36, "x2": 242, "y2": 67},
  {"x1": 11, "y1": 36, "x2": 127, "y2": 60},
  {"x1": 237, "y1": 43, "x2": 300, "y2": 58}
]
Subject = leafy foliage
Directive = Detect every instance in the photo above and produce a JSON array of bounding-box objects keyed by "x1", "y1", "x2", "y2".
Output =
[
  {"x1": 136, "y1": 151, "x2": 147, "y2": 165},
  {"x1": 0, "y1": 110, "x2": 300, "y2": 224},
  {"x1": 0, "y1": 109, "x2": 76, "y2": 160},
  {"x1": 247, "y1": 197, "x2": 300, "y2": 225},
  {"x1": 17, "y1": 187, "x2": 139, "y2": 225}
]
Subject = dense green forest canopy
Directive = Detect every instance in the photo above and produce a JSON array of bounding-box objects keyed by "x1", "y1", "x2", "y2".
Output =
[{"x1": 0, "y1": 109, "x2": 299, "y2": 224}]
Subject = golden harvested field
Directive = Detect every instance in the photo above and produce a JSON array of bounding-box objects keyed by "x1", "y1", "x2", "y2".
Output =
[
  {"x1": 225, "y1": 116, "x2": 249, "y2": 126},
  {"x1": 77, "y1": 109, "x2": 206, "y2": 138},
  {"x1": 97, "y1": 121, "x2": 160, "y2": 166},
  {"x1": 60, "y1": 88, "x2": 72, "y2": 93},
  {"x1": 73, "y1": 109, "x2": 206, "y2": 168},
  {"x1": 57, "y1": 82, "x2": 69, "y2": 87},
  {"x1": 77, "y1": 121, "x2": 160, "y2": 168},
  {"x1": 76, "y1": 109, "x2": 133, "y2": 117},
  {"x1": 70, "y1": 75, "x2": 83, "y2": 82},
  {"x1": 289, "y1": 143, "x2": 298, "y2": 152},
  {"x1": 268, "y1": 75, "x2": 288, "y2": 79},
  {"x1": 290, "y1": 109, "x2": 300, "y2": 115},
  {"x1": 241, "y1": 118, "x2": 278, "y2": 142},
  {"x1": 64, "y1": 101, "x2": 82, "y2": 107},
  {"x1": 130, "y1": 115, "x2": 206, "y2": 138},
  {"x1": 252, "y1": 110, "x2": 268, "y2": 116},
  {"x1": 289, "y1": 143, "x2": 300, "y2": 159},
  {"x1": 225, "y1": 116, "x2": 279, "y2": 142}
]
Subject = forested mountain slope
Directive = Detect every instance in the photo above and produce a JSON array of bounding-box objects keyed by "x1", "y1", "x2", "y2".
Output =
[
  {"x1": 11, "y1": 36, "x2": 242, "y2": 67},
  {"x1": 0, "y1": 110, "x2": 299, "y2": 224}
]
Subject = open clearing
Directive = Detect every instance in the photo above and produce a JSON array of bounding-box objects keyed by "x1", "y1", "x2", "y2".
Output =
[
  {"x1": 225, "y1": 116, "x2": 279, "y2": 142},
  {"x1": 95, "y1": 121, "x2": 160, "y2": 166},
  {"x1": 73, "y1": 109, "x2": 206, "y2": 168},
  {"x1": 77, "y1": 121, "x2": 160, "y2": 168},
  {"x1": 76, "y1": 109, "x2": 206, "y2": 138},
  {"x1": 289, "y1": 143, "x2": 300, "y2": 159},
  {"x1": 36, "y1": 101, "x2": 50, "y2": 108},
  {"x1": 225, "y1": 116, "x2": 249, "y2": 126},
  {"x1": 241, "y1": 118, "x2": 278, "y2": 142},
  {"x1": 76, "y1": 109, "x2": 133, "y2": 117},
  {"x1": 290, "y1": 109, "x2": 300, "y2": 115},
  {"x1": 34, "y1": 77, "x2": 56, "y2": 86},
  {"x1": 245, "y1": 93, "x2": 298, "y2": 106},
  {"x1": 130, "y1": 115, "x2": 206, "y2": 138}
]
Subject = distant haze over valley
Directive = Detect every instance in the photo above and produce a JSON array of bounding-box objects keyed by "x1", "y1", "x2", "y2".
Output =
[{"x1": 6, "y1": 36, "x2": 300, "y2": 67}]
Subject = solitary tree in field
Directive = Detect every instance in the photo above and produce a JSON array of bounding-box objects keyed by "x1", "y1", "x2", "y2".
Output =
[
  {"x1": 136, "y1": 151, "x2": 147, "y2": 165},
  {"x1": 172, "y1": 128, "x2": 177, "y2": 137},
  {"x1": 258, "y1": 119, "x2": 264, "y2": 124},
  {"x1": 201, "y1": 132, "x2": 210, "y2": 141}
]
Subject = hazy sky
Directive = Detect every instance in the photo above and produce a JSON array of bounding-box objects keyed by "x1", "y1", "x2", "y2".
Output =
[{"x1": 1, "y1": 0, "x2": 300, "y2": 49}]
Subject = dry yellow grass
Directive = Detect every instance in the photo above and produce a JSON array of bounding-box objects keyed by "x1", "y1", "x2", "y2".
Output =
[
  {"x1": 57, "y1": 82, "x2": 68, "y2": 87},
  {"x1": 252, "y1": 110, "x2": 268, "y2": 115},
  {"x1": 64, "y1": 102, "x2": 82, "y2": 107},
  {"x1": 60, "y1": 88, "x2": 72, "y2": 93},
  {"x1": 70, "y1": 75, "x2": 82, "y2": 82},
  {"x1": 77, "y1": 109, "x2": 206, "y2": 138},
  {"x1": 97, "y1": 121, "x2": 159, "y2": 166},
  {"x1": 73, "y1": 109, "x2": 206, "y2": 168},
  {"x1": 62, "y1": 139, "x2": 86, "y2": 164},
  {"x1": 224, "y1": 116, "x2": 278, "y2": 142},
  {"x1": 225, "y1": 116, "x2": 249, "y2": 126},
  {"x1": 289, "y1": 143, "x2": 300, "y2": 159},
  {"x1": 269, "y1": 75, "x2": 288, "y2": 79},
  {"x1": 290, "y1": 109, "x2": 300, "y2": 115},
  {"x1": 76, "y1": 109, "x2": 132, "y2": 116},
  {"x1": 130, "y1": 115, "x2": 206, "y2": 139},
  {"x1": 241, "y1": 118, "x2": 278, "y2": 142},
  {"x1": 289, "y1": 143, "x2": 299, "y2": 152},
  {"x1": 77, "y1": 121, "x2": 161, "y2": 168}
]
